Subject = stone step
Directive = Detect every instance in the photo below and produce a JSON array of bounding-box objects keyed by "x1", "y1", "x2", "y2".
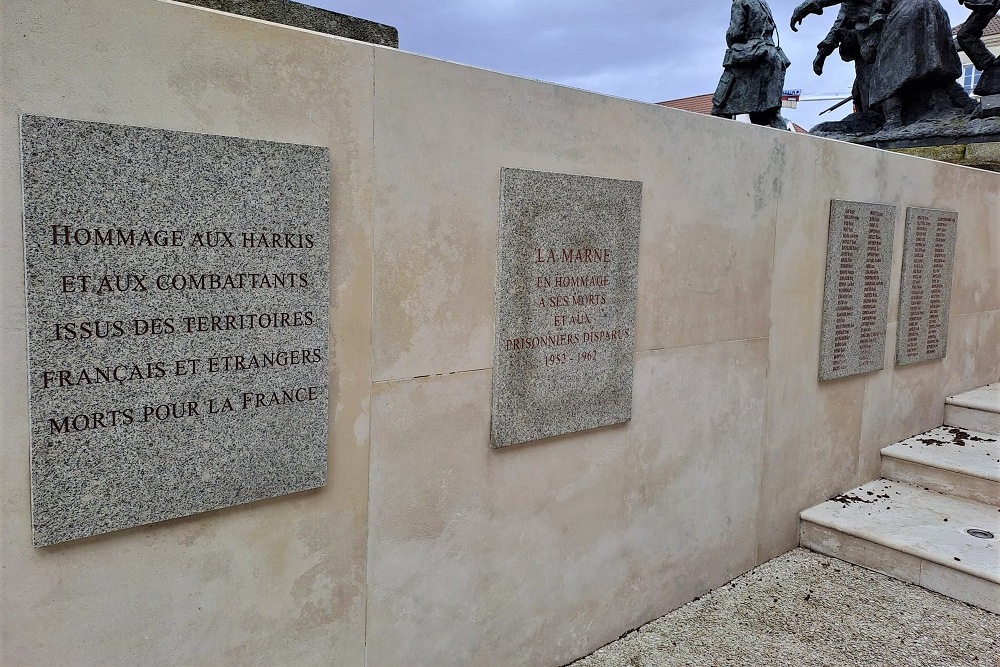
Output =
[
  {"x1": 800, "y1": 479, "x2": 1000, "y2": 614},
  {"x1": 945, "y1": 383, "x2": 1000, "y2": 436},
  {"x1": 881, "y1": 426, "x2": 1000, "y2": 506}
]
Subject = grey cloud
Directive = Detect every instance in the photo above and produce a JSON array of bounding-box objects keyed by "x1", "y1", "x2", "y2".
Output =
[{"x1": 313, "y1": 1, "x2": 971, "y2": 129}]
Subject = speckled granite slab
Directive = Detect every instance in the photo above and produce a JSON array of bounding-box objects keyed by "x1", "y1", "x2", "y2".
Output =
[
  {"x1": 173, "y1": 0, "x2": 399, "y2": 47},
  {"x1": 492, "y1": 168, "x2": 641, "y2": 448},
  {"x1": 896, "y1": 208, "x2": 957, "y2": 366},
  {"x1": 819, "y1": 200, "x2": 896, "y2": 382},
  {"x1": 20, "y1": 115, "x2": 329, "y2": 546}
]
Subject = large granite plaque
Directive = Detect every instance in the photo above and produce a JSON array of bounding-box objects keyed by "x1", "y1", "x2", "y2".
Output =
[
  {"x1": 819, "y1": 200, "x2": 896, "y2": 381},
  {"x1": 896, "y1": 208, "x2": 958, "y2": 366},
  {"x1": 492, "y1": 168, "x2": 641, "y2": 448},
  {"x1": 20, "y1": 115, "x2": 330, "y2": 546}
]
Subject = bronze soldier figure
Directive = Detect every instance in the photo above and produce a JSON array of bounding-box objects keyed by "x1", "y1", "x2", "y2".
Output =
[
  {"x1": 712, "y1": 0, "x2": 792, "y2": 129},
  {"x1": 957, "y1": 0, "x2": 1000, "y2": 73},
  {"x1": 957, "y1": 0, "x2": 1000, "y2": 99},
  {"x1": 792, "y1": 0, "x2": 975, "y2": 129},
  {"x1": 791, "y1": 0, "x2": 878, "y2": 114}
]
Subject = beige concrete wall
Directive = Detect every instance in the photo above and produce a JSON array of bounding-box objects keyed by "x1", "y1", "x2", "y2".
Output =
[
  {"x1": 366, "y1": 49, "x2": 780, "y2": 666},
  {"x1": 365, "y1": 46, "x2": 1000, "y2": 665},
  {"x1": 0, "y1": 1, "x2": 374, "y2": 665},
  {"x1": 2, "y1": 1, "x2": 998, "y2": 666},
  {"x1": 757, "y1": 140, "x2": 1000, "y2": 562}
]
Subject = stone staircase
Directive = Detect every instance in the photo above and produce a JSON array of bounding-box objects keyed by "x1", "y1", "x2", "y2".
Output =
[{"x1": 800, "y1": 383, "x2": 1000, "y2": 614}]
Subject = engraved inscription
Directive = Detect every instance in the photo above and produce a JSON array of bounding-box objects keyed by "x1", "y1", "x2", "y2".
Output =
[
  {"x1": 896, "y1": 208, "x2": 957, "y2": 366},
  {"x1": 21, "y1": 115, "x2": 330, "y2": 546},
  {"x1": 819, "y1": 200, "x2": 896, "y2": 381},
  {"x1": 504, "y1": 246, "x2": 626, "y2": 367},
  {"x1": 492, "y1": 169, "x2": 641, "y2": 448}
]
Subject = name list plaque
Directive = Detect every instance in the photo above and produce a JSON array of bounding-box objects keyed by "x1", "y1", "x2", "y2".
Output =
[
  {"x1": 896, "y1": 207, "x2": 957, "y2": 366},
  {"x1": 492, "y1": 168, "x2": 642, "y2": 448},
  {"x1": 819, "y1": 200, "x2": 896, "y2": 381},
  {"x1": 20, "y1": 115, "x2": 330, "y2": 546}
]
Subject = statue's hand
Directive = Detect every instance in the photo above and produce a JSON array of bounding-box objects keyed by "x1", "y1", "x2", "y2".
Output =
[
  {"x1": 790, "y1": 8, "x2": 806, "y2": 31},
  {"x1": 813, "y1": 52, "x2": 827, "y2": 76},
  {"x1": 791, "y1": 1, "x2": 821, "y2": 31}
]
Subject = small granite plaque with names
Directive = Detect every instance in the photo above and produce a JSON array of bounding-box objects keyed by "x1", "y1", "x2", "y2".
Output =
[
  {"x1": 20, "y1": 115, "x2": 330, "y2": 546},
  {"x1": 492, "y1": 168, "x2": 641, "y2": 448},
  {"x1": 896, "y1": 207, "x2": 957, "y2": 366},
  {"x1": 819, "y1": 200, "x2": 896, "y2": 381}
]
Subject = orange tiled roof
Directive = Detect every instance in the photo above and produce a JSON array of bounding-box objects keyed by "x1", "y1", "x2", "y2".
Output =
[
  {"x1": 656, "y1": 94, "x2": 715, "y2": 115},
  {"x1": 953, "y1": 15, "x2": 1000, "y2": 37},
  {"x1": 657, "y1": 94, "x2": 809, "y2": 132}
]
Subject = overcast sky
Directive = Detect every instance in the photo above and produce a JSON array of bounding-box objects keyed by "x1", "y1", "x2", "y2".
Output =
[{"x1": 305, "y1": 0, "x2": 971, "y2": 130}]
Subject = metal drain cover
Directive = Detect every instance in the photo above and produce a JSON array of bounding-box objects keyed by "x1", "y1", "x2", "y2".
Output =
[{"x1": 967, "y1": 528, "x2": 995, "y2": 540}]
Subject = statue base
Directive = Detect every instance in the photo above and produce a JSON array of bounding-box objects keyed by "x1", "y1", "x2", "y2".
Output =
[
  {"x1": 977, "y1": 95, "x2": 1000, "y2": 119},
  {"x1": 810, "y1": 110, "x2": 1000, "y2": 150},
  {"x1": 973, "y1": 62, "x2": 1000, "y2": 97}
]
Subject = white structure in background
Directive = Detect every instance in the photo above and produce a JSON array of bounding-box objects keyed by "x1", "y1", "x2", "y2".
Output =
[{"x1": 783, "y1": 91, "x2": 854, "y2": 116}]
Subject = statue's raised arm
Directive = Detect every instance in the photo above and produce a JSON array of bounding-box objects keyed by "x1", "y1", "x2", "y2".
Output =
[{"x1": 791, "y1": 0, "x2": 842, "y2": 31}]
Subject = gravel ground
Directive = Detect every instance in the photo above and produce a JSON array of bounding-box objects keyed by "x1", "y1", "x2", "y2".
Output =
[{"x1": 572, "y1": 548, "x2": 999, "y2": 667}]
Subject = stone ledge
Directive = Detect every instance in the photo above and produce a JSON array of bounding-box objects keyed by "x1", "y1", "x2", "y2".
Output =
[
  {"x1": 890, "y1": 142, "x2": 1000, "y2": 172},
  {"x1": 799, "y1": 478, "x2": 1000, "y2": 589},
  {"x1": 173, "y1": 0, "x2": 398, "y2": 47},
  {"x1": 948, "y1": 383, "x2": 1000, "y2": 414}
]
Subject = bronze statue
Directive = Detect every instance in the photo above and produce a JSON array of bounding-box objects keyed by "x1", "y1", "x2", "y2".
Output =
[
  {"x1": 957, "y1": 0, "x2": 1000, "y2": 101},
  {"x1": 792, "y1": 0, "x2": 976, "y2": 130},
  {"x1": 792, "y1": 1, "x2": 878, "y2": 114},
  {"x1": 712, "y1": 0, "x2": 791, "y2": 129}
]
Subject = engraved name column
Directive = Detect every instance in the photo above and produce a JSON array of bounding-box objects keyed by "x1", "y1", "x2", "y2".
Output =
[
  {"x1": 896, "y1": 208, "x2": 957, "y2": 365},
  {"x1": 819, "y1": 200, "x2": 896, "y2": 381}
]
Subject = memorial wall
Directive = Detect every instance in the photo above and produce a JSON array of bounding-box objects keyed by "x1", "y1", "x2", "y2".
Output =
[
  {"x1": 2, "y1": 1, "x2": 999, "y2": 666},
  {"x1": 1, "y1": 2, "x2": 377, "y2": 663}
]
